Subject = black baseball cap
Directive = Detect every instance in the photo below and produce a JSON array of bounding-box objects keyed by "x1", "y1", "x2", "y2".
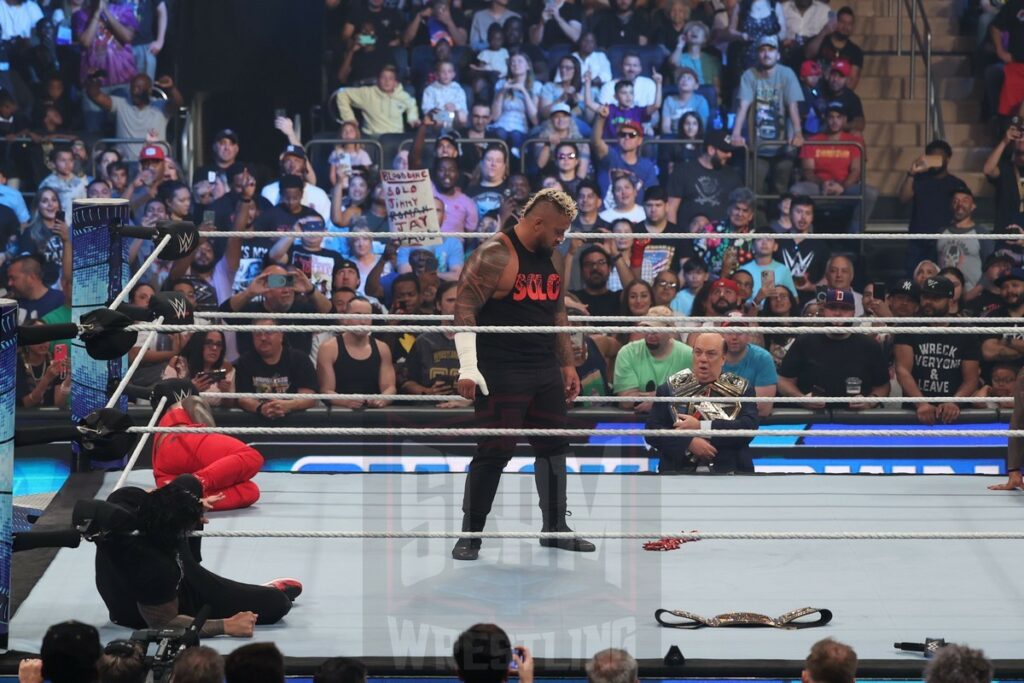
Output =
[
  {"x1": 706, "y1": 129, "x2": 741, "y2": 154},
  {"x1": 919, "y1": 276, "x2": 954, "y2": 299},
  {"x1": 281, "y1": 144, "x2": 306, "y2": 160},
  {"x1": 996, "y1": 267, "x2": 1024, "y2": 287},
  {"x1": 214, "y1": 128, "x2": 239, "y2": 144},
  {"x1": 889, "y1": 278, "x2": 920, "y2": 299},
  {"x1": 825, "y1": 101, "x2": 847, "y2": 116}
]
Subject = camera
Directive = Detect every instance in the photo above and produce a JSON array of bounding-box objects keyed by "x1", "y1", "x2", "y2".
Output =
[{"x1": 125, "y1": 604, "x2": 210, "y2": 682}]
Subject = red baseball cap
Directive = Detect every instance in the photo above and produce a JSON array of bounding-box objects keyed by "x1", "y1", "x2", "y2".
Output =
[
  {"x1": 617, "y1": 120, "x2": 644, "y2": 137},
  {"x1": 800, "y1": 60, "x2": 822, "y2": 79},
  {"x1": 711, "y1": 278, "x2": 740, "y2": 294},
  {"x1": 830, "y1": 59, "x2": 852, "y2": 77},
  {"x1": 138, "y1": 145, "x2": 165, "y2": 161}
]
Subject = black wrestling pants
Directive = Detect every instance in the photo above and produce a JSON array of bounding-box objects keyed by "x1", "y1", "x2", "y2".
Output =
[
  {"x1": 103, "y1": 540, "x2": 291, "y2": 629},
  {"x1": 461, "y1": 364, "x2": 571, "y2": 535}
]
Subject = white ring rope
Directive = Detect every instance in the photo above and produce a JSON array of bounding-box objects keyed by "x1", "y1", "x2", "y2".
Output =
[
  {"x1": 105, "y1": 316, "x2": 164, "y2": 409},
  {"x1": 130, "y1": 426, "x2": 1024, "y2": 438},
  {"x1": 188, "y1": 530, "x2": 1024, "y2": 540},
  {"x1": 114, "y1": 395, "x2": 167, "y2": 491},
  {"x1": 127, "y1": 323, "x2": 1024, "y2": 335},
  {"x1": 196, "y1": 230, "x2": 1024, "y2": 242},
  {"x1": 202, "y1": 392, "x2": 1007, "y2": 405},
  {"x1": 108, "y1": 233, "x2": 172, "y2": 310},
  {"x1": 196, "y1": 312, "x2": 1024, "y2": 325}
]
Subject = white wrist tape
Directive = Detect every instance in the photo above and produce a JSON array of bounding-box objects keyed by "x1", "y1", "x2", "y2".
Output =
[{"x1": 455, "y1": 332, "x2": 489, "y2": 396}]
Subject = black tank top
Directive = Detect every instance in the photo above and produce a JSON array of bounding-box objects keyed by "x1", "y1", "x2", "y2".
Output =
[
  {"x1": 333, "y1": 335, "x2": 381, "y2": 394},
  {"x1": 477, "y1": 228, "x2": 560, "y2": 368}
]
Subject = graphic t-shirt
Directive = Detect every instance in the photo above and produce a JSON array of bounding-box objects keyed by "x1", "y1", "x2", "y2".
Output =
[
  {"x1": 893, "y1": 332, "x2": 981, "y2": 397},
  {"x1": 234, "y1": 348, "x2": 317, "y2": 396}
]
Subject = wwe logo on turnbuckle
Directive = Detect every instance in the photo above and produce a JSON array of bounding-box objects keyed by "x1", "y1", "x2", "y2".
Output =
[
  {"x1": 0, "y1": 311, "x2": 16, "y2": 336},
  {"x1": 167, "y1": 296, "x2": 191, "y2": 322},
  {"x1": 175, "y1": 230, "x2": 195, "y2": 259}
]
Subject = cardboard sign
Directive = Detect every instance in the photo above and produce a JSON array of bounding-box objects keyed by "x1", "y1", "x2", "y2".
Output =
[{"x1": 381, "y1": 169, "x2": 441, "y2": 246}]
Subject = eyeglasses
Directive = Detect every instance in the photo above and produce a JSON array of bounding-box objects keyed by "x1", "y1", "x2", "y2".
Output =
[
  {"x1": 617, "y1": 131, "x2": 639, "y2": 139},
  {"x1": 204, "y1": 339, "x2": 224, "y2": 348},
  {"x1": 557, "y1": 152, "x2": 577, "y2": 160},
  {"x1": 583, "y1": 259, "x2": 608, "y2": 267},
  {"x1": 655, "y1": 281, "x2": 679, "y2": 289}
]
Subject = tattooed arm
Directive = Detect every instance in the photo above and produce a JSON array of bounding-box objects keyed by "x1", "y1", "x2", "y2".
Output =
[
  {"x1": 552, "y1": 253, "x2": 580, "y2": 404},
  {"x1": 454, "y1": 239, "x2": 512, "y2": 400}
]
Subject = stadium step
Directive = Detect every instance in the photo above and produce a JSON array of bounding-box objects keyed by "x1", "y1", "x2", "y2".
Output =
[
  {"x1": 858, "y1": 97, "x2": 980, "y2": 124},
  {"x1": 854, "y1": 75, "x2": 978, "y2": 100},
  {"x1": 870, "y1": 169, "x2": 991, "y2": 195},
  {"x1": 866, "y1": 144, "x2": 992, "y2": 172}
]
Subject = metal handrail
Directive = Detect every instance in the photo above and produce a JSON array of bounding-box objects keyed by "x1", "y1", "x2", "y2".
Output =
[
  {"x1": 896, "y1": 0, "x2": 941, "y2": 142},
  {"x1": 179, "y1": 106, "x2": 192, "y2": 186},
  {"x1": 305, "y1": 138, "x2": 386, "y2": 172},
  {"x1": 397, "y1": 136, "x2": 511, "y2": 164},
  {"x1": 752, "y1": 138, "x2": 868, "y2": 230}
]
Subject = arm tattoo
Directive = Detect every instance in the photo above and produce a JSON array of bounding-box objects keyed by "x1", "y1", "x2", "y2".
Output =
[
  {"x1": 455, "y1": 240, "x2": 511, "y2": 326},
  {"x1": 1011, "y1": 372, "x2": 1024, "y2": 471},
  {"x1": 552, "y1": 253, "x2": 574, "y2": 368}
]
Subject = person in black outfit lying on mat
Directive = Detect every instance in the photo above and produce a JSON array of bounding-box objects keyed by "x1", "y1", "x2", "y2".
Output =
[{"x1": 94, "y1": 474, "x2": 300, "y2": 637}]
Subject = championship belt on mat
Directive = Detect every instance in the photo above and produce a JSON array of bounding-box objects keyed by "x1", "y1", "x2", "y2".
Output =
[
  {"x1": 655, "y1": 607, "x2": 833, "y2": 630},
  {"x1": 666, "y1": 369, "x2": 749, "y2": 423}
]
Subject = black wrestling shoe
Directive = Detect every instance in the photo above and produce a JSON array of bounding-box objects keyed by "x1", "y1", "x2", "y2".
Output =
[
  {"x1": 539, "y1": 530, "x2": 596, "y2": 552},
  {"x1": 452, "y1": 538, "x2": 481, "y2": 561},
  {"x1": 264, "y1": 577, "x2": 303, "y2": 601}
]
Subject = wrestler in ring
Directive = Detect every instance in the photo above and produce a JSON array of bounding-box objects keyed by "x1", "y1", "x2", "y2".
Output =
[
  {"x1": 452, "y1": 188, "x2": 595, "y2": 561},
  {"x1": 990, "y1": 369, "x2": 1024, "y2": 491}
]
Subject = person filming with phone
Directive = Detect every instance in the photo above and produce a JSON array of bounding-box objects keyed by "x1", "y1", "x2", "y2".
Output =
[
  {"x1": 162, "y1": 331, "x2": 235, "y2": 408},
  {"x1": 17, "y1": 321, "x2": 70, "y2": 409},
  {"x1": 221, "y1": 263, "x2": 333, "y2": 360}
]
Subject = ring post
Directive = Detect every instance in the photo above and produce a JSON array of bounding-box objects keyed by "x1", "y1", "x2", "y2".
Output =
[
  {"x1": 0, "y1": 299, "x2": 17, "y2": 649},
  {"x1": 70, "y1": 198, "x2": 132, "y2": 471}
]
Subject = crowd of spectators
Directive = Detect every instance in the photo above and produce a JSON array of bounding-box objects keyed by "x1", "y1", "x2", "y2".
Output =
[
  {"x1": 15, "y1": 617, "x2": 996, "y2": 683},
  {"x1": 3, "y1": 0, "x2": 1023, "y2": 427}
]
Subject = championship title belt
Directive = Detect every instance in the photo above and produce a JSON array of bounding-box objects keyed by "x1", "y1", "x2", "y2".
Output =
[
  {"x1": 655, "y1": 607, "x2": 833, "y2": 630},
  {"x1": 666, "y1": 369, "x2": 748, "y2": 422}
]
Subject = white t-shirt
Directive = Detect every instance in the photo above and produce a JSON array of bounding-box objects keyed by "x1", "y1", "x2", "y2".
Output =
[
  {"x1": 599, "y1": 204, "x2": 646, "y2": 223},
  {"x1": 0, "y1": 1, "x2": 42, "y2": 39},
  {"x1": 261, "y1": 181, "x2": 332, "y2": 222},
  {"x1": 599, "y1": 76, "x2": 657, "y2": 107},
  {"x1": 572, "y1": 51, "x2": 613, "y2": 86},
  {"x1": 422, "y1": 81, "x2": 468, "y2": 118},
  {"x1": 782, "y1": 0, "x2": 830, "y2": 40}
]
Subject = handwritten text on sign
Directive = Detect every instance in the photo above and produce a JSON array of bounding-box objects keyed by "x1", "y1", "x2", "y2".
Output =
[{"x1": 381, "y1": 169, "x2": 441, "y2": 246}]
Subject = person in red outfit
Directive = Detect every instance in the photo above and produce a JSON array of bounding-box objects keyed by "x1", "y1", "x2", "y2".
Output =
[{"x1": 152, "y1": 396, "x2": 263, "y2": 510}]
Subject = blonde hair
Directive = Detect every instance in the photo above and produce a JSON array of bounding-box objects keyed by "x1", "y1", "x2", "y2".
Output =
[{"x1": 522, "y1": 188, "x2": 578, "y2": 222}]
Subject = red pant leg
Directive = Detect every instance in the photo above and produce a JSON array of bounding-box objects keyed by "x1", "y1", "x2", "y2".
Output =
[
  {"x1": 191, "y1": 439, "x2": 264, "y2": 492},
  {"x1": 153, "y1": 407, "x2": 263, "y2": 501}
]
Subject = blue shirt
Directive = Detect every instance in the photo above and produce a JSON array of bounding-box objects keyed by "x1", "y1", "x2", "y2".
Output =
[
  {"x1": 396, "y1": 237, "x2": 465, "y2": 274},
  {"x1": 596, "y1": 147, "x2": 659, "y2": 207},
  {"x1": 17, "y1": 288, "x2": 64, "y2": 325},
  {"x1": 670, "y1": 289, "x2": 697, "y2": 315},
  {"x1": 723, "y1": 344, "x2": 778, "y2": 388},
  {"x1": 738, "y1": 260, "x2": 798, "y2": 301},
  {"x1": 0, "y1": 184, "x2": 29, "y2": 223}
]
